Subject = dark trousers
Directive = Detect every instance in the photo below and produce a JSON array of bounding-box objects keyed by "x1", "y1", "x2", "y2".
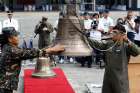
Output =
[
  {"x1": 76, "y1": 56, "x2": 92, "y2": 67},
  {"x1": 85, "y1": 56, "x2": 92, "y2": 67},
  {"x1": 127, "y1": 32, "x2": 135, "y2": 42},
  {"x1": 94, "y1": 49, "x2": 103, "y2": 63},
  {"x1": 59, "y1": 56, "x2": 64, "y2": 60},
  {"x1": 134, "y1": 40, "x2": 140, "y2": 47},
  {"x1": 0, "y1": 88, "x2": 13, "y2": 93}
]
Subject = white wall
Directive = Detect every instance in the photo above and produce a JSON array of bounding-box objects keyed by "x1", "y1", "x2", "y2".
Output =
[
  {"x1": 137, "y1": 0, "x2": 140, "y2": 8},
  {"x1": 129, "y1": 0, "x2": 132, "y2": 8}
]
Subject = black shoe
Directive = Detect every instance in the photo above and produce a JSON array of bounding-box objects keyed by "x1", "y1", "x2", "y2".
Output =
[
  {"x1": 99, "y1": 60, "x2": 105, "y2": 68},
  {"x1": 81, "y1": 64, "x2": 85, "y2": 67},
  {"x1": 88, "y1": 65, "x2": 92, "y2": 68}
]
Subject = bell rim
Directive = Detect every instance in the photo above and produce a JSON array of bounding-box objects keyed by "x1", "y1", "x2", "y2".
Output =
[
  {"x1": 32, "y1": 72, "x2": 56, "y2": 78},
  {"x1": 59, "y1": 52, "x2": 92, "y2": 57}
]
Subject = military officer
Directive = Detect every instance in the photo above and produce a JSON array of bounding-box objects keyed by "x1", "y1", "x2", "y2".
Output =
[
  {"x1": 88, "y1": 24, "x2": 140, "y2": 93},
  {"x1": 0, "y1": 27, "x2": 64, "y2": 93},
  {"x1": 3, "y1": 11, "x2": 19, "y2": 31},
  {"x1": 34, "y1": 17, "x2": 53, "y2": 49}
]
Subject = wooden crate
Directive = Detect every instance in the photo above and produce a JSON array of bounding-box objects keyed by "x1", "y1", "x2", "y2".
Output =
[
  {"x1": 128, "y1": 56, "x2": 140, "y2": 93},
  {"x1": 129, "y1": 55, "x2": 140, "y2": 63}
]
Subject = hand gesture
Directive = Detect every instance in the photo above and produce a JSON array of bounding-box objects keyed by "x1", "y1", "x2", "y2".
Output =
[{"x1": 122, "y1": 34, "x2": 128, "y2": 42}]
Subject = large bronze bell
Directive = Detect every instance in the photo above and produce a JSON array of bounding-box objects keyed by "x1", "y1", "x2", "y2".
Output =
[
  {"x1": 32, "y1": 57, "x2": 56, "y2": 78},
  {"x1": 54, "y1": 2, "x2": 92, "y2": 56}
]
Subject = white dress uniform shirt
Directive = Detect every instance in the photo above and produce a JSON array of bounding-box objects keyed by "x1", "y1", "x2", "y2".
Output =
[
  {"x1": 84, "y1": 19, "x2": 93, "y2": 30},
  {"x1": 134, "y1": 27, "x2": 140, "y2": 41},
  {"x1": 0, "y1": 21, "x2": 2, "y2": 34},
  {"x1": 90, "y1": 29, "x2": 101, "y2": 41},
  {"x1": 124, "y1": 19, "x2": 135, "y2": 33},
  {"x1": 98, "y1": 17, "x2": 114, "y2": 32},
  {"x1": 3, "y1": 18, "x2": 19, "y2": 31}
]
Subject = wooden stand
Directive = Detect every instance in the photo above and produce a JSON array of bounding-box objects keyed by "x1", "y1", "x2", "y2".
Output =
[{"x1": 128, "y1": 56, "x2": 140, "y2": 93}]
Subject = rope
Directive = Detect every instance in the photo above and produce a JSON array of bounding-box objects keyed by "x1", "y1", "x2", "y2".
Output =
[{"x1": 88, "y1": 39, "x2": 119, "y2": 52}]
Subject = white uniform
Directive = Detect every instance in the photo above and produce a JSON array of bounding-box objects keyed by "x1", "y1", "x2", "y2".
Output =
[
  {"x1": 90, "y1": 30, "x2": 102, "y2": 41},
  {"x1": 98, "y1": 17, "x2": 114, "y2": 32},
  {"x1": 134, "y1": 27, "x2": 140, "y2": 41},
  {"x1": 84, "y1": 19, "x2": 93, "y2": 30},
  {"x1": 124, "y1": 19, "x2": 135, "y2": 33},
  {"x1": 3, "y1": 18, "x2": 19, "y2": 31}
]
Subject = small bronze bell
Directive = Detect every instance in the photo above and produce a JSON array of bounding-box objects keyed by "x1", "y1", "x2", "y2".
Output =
[{"x1": 32, "y1": 57, "x2": 56, "y2": 78}]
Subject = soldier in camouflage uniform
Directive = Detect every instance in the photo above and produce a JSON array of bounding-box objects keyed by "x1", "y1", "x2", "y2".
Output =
[
  {"x1": 34, "y1": 17, "x2": 53, "y2": 49},
  {"x1": 0, "y1": 27, "x2": 64, "y2": 93},
  {"x1": 87, "y1": 24, "x2": 140, "y2": 93}
]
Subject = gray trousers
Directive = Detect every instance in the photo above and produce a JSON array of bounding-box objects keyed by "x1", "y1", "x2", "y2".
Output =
[{"x1": 17, "y1": 66, "x2": 24, "y2": 93}]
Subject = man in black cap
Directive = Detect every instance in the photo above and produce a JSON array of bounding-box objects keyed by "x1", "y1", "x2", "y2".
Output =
[
  {"x1": 34, "y1": 17, "x2": 53, "y2": 49},
  {"x1": 88, "y1": 24, "x2": 140, "y2": 93},
  {"x1": 0, "y1": 27, "x2": 64, "y2": 93},
  {"x1": 99, "y1": 10, "x2": 104, "y2": 18}
]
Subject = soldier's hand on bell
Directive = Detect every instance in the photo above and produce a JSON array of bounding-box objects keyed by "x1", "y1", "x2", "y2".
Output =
[{"x1": 45, "y1": 44, "x2": 65, "y2": 54}]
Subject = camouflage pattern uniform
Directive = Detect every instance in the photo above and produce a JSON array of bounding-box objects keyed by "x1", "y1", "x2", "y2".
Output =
[
  {"x1": 34, "y1": 21, "x2": 53, "y2": 49},
  {"x1": 0, "y1": 43, "x2": 41, "y2": 91},
  {"x1": 88, "y1": 38, "x2": 140, "y2": 93}
]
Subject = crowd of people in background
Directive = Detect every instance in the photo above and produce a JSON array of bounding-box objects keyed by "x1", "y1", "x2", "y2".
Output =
[
  {"x1": 74, "y1": 10, "x2": 140, "y2": 68},
  {"x1": 80, "y1": 10, "x2": 140, "y2": 47},
  {"x1": 0, "y1": 10, "x2": 140, "y2": 68}
]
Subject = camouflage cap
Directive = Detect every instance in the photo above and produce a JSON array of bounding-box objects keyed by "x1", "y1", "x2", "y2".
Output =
[
  {"x1": 2, "y1": 27, "x2": 20, "y2": 37},
  {"x1": 113, "y1": 24, "x2": 126, "y2": 34},
  {"x1": 42, "y1": 17, "x2": 48, "y2": 21}
]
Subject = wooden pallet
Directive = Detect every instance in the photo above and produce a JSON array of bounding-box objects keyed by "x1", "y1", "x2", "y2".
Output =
[{"x1": 129, "y1": 55, "x2": 140, "y2": 63}]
